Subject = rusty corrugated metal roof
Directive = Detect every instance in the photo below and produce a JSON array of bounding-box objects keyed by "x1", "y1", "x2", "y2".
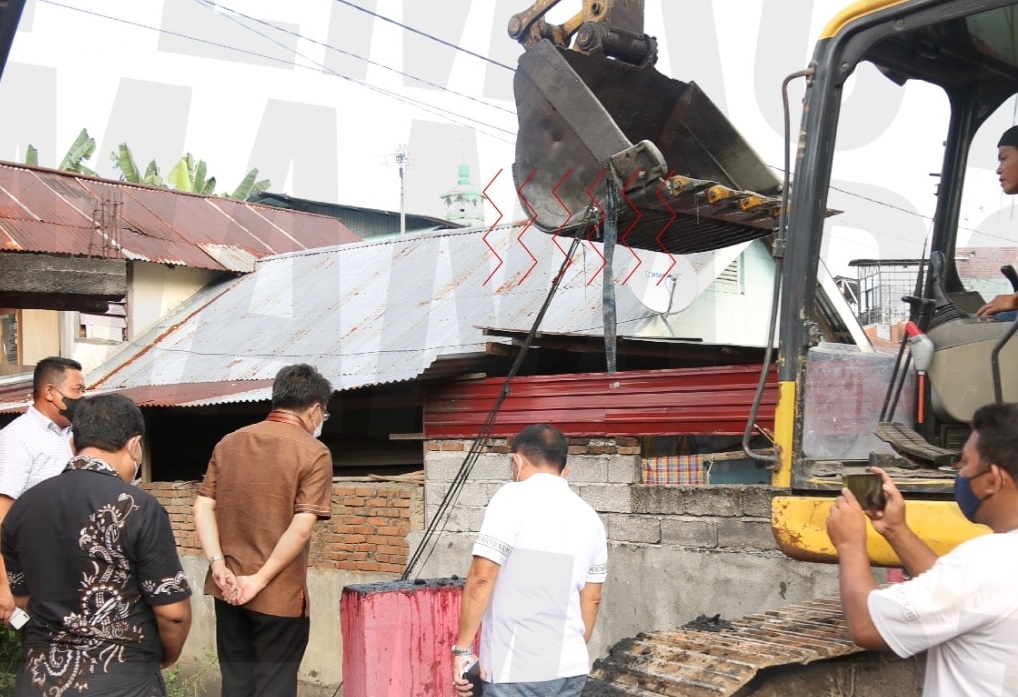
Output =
[
  {"x1": 0, "y1": 376, "x2": 31, "y2": 411},
  {"x1": 84, "y1": 223, "x2": 724, "y2": 405},
  {"x1": 112, "y1": 380, "x2": 276, "y2": 407},
  {"x1": 0, "y1": 378, "x2": 274, "y2": 413},
  {"x1": 0, "y1": 162, "x2": 361, "y2": 271}
]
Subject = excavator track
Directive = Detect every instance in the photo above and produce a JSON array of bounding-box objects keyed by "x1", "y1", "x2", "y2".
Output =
[{"x1": 583, "y1": 597, "x2": 865, "y2": 696}]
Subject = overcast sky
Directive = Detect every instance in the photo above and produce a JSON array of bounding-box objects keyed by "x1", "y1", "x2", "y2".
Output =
[{"x1": 2, "y1": 0, "x2": 1017, "y2": 276}]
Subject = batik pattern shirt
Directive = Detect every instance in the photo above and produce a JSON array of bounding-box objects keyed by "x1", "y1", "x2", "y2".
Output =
[{"x1": 1, "y1": 456, "x2": 191, "y2": 697}]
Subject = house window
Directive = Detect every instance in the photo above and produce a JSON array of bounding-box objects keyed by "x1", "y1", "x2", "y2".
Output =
[
  {"x1": 1, "y1": 309, "x2": 20, "y2": 374},
  {"x1": 79, "y1": 299, "x2": 127, "y2": 343}
]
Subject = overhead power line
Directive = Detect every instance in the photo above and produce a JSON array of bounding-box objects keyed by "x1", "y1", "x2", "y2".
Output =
[
  {"x1": 333, "y1": 0, "x2": 517, "y2": 73},
  {"x1": 190, "y1": 0, "x2": 516, "y2": 141},
  {"x1": 38, "y1": 0, "x2": 517, "y2": 144},
  {"x1": 208, "y1": 0, "x2": 515, "y2": 116}
]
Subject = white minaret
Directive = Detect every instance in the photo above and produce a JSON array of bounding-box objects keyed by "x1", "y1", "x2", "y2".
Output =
[{"x1": 440, "y1": 158, "x2": 485, "y2": 228}]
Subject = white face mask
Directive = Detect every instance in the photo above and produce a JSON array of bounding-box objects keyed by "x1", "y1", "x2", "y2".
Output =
[
  {"x1": 131, "y1": 437, "x2": 143, "y2": 484},
  {"x1": 312, "y1": 405, "x2": 326, "y2": 439}
]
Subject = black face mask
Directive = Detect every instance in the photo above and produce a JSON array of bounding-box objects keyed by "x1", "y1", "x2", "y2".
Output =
[{"x1": 55, "y1": 391, "x2": 82, "y2": 421}]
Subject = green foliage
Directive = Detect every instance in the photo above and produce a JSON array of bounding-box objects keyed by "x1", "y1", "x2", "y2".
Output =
[
  {"x1": 58, "y1": 128, "x2": 97, "y2": 176},
  {"x1": 111, "y1": 142, "x2": 140, "y2": 184},
  {"x1": 142, "y1": 159, "x2": 164, "y2": 188},
  {"x1": 167, "y1": 154, "x2": 217, "y2": 195},
  {"x1": 226, "y1": 167, "x2": 270, "y2": 201},
  {"x1": 162, "y1": 651, "x2": 217, "y2": 697},
  {"x1": 0, "y1": 625, "x2": 22, "y2": 696},
  {"x1": 24, "y1": 145, "x2": 37, "y2": 167},
  {"x1": 112, "y1": 143, "x2": 266, "y2": 200},
  {"x1": 41, "y1": 129, "x2": 271, "y2": 201}
]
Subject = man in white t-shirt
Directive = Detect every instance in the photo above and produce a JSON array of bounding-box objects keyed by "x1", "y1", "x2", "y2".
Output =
[
  {"x1": 0, "y1": 356, "x2": 85, "y2": 627},
  {"x1": 453, "y1": 424, "x2": 608, "y2": 697},
  {"x1": 826, "y1": 402, "x2": 1018, "y2": 696}
]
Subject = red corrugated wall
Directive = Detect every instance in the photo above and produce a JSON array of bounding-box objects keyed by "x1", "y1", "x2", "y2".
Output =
[{"x1": 425, "y1": 365, "x2": 777, "y2": 438}]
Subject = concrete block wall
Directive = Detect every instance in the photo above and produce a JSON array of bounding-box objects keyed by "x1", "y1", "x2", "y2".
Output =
[
  {"x1": 423, "y1": 437, "x2": 779, "y2": 554},
  {"x1": 416, "y1": 436, "x2": 846, "y2": 668}
]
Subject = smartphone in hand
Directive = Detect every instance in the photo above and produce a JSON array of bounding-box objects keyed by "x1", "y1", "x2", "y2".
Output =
[
  {"x1": 9, "y1": 607, "x2": 29, "y2": 630},
  {"x1": 461, "y1": 659, "x2": 483, "y2": 697}
]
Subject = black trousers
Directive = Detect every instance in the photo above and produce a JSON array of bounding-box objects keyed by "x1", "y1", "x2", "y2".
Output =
[{"x1": 214, "y1": 599, "x2": 310, "y2": 697}]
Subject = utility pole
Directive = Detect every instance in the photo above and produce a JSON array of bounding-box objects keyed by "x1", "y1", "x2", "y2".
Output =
[{"x1": 396, "y1": 145, "x2": 408, "y2": 235}]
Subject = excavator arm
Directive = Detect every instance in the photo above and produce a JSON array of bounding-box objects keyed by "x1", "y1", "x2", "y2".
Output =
[
  {"x1": 508, "y1": 0, "x2": 793, "y2": 254},
  {"x1": 508, "y1": 0, "x2": 657, "y2": 66}
]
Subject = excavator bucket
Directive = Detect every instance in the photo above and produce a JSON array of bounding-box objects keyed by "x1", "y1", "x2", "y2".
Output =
[{"x1": 513, "y1": 40, "x2": 784, "y2": 254}]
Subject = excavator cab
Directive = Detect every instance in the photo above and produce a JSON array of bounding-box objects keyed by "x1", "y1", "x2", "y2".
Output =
[
  {"x1": 509, "y1": 0, "x2": 784, "y2": 253},
  {"x1": 772, "y1": 1, "x2": 1018, "y2": 564}
]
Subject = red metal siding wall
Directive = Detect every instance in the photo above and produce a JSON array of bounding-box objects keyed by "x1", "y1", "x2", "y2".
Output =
[{"x1": 425, "y1": 365, "x2": 776, "y2": 438}]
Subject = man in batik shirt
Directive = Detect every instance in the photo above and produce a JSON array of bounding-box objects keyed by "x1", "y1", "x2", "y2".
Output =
[{"x1": 1, "y1": 393, "x2": 192, "y2": 697}]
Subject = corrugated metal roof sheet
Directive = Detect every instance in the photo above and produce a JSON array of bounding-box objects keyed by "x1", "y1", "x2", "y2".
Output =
[
  {"x1": 112, "y1": 380, "x2": 275, "y2": 407},
  {"x1": 425, "y1": 365, "x2": 777, "y2": 437},
  {"x1": 0, "y1": 162, "x2": 361, "y2": 271},
  {"x1": 198, "y1": 243, "x2": 258, "y2": 273},
  {"x1": 87, "y1": 223, "x2": 713, "y2": 403},
  {"x1": 0, "y1": 378, "x2": 274, "y2": 413},
  {"x1": 0, "y1": 376, "x2": 31, "y2": 412}
]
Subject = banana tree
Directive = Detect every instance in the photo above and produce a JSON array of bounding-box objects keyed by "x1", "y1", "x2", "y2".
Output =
[
  {"x1": 111, "y1": 143, "x2": 164, "y2": 187},
  {"x1": 57, "y1": 129, "x2": 98, "y2": 176},
  {"x1": 228, "y1": 167, "x2": 270, "y2": 201},
  {"x1": 27, "y1": 130, "x2": 272, "y2": 201},
  {"x1": 167, "y1": 153, "x2": 216, "y2": 195}
]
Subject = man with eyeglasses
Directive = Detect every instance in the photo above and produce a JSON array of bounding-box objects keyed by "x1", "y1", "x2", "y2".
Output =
[
  {"x1": 826, "y1": 402, "x2": 1018, "y2": 696},
  {"x1": 193, "y1": 363, "x2": 334, "y2": 697},
  {"x1": 0, "y1": 356, "x2": 86, "y2": 627}
]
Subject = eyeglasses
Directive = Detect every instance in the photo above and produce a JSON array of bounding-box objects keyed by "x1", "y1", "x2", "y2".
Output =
[
  {"x1": 965, "y1": 467, "x2": 993, "y2": 481},
  {"x1": 320, "y1": 406, "x2": 330, "y2": 422}
]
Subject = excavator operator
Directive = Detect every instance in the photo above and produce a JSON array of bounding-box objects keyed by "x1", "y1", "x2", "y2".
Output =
[{"x1": 976, "y1": 126, "x2": 1018, "y2": 321}]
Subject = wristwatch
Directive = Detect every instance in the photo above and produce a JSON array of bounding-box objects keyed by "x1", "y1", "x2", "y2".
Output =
[
  {"x1": 451, "y1": 645, "x2": 473, "y2": 656},
  {"x1": 208, "y1": 555, "x2": 225, "y2": 565}
]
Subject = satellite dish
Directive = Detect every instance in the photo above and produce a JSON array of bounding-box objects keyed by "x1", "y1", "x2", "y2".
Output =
[{"x1": 624, "y1": 250, "x2": 698, "y2": 314}]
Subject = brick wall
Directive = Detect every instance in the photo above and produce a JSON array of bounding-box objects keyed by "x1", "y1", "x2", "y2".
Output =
[
  {"x1": 318, "y1": 485, "x2": 423, "y2": 573},
  {"x1": 141, "y1": 480, "x2": 425, "y2": 572},
  {"x1": 142, "y1": 481, "x2": 202, "y2": 552}
]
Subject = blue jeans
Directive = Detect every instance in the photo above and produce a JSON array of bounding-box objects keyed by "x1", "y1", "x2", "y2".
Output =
[{"x1": 483, "y1": 675, "x2": 587, "y2": 697}]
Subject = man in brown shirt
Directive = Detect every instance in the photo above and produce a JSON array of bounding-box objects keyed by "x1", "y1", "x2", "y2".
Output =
[{"x1": 193, "y1": 363, "x2": 333, "y2": 697}]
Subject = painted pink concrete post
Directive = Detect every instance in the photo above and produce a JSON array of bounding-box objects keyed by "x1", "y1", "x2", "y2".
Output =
[{"x1": 341, "y1": 578, "x2": 475, "y2": 697}]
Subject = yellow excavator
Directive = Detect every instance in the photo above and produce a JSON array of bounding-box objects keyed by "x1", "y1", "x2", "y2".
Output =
[{"x1": 510, "y1": 1, "x2": 1018, "y2": 692}]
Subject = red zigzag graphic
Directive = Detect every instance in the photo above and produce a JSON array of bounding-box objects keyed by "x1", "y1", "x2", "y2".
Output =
[
  {"x1": 584, "y1": 169, "x2": 607, "y2": 286},
  {"x1": 515, "y1": 169, "x2": 539, "y2": 286},
  {"x1": 551, "y1": 169, "x2": 575, "y2": 284},
  {"x1": 482, "y1": 169, "x2": 505, "y2": 286},
  {"x1": 619, "y1": 170, "x2": 645, "y2": 286},
  {"x1": 654, "y1": 172, "x2": 678, "y2": 285}
]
